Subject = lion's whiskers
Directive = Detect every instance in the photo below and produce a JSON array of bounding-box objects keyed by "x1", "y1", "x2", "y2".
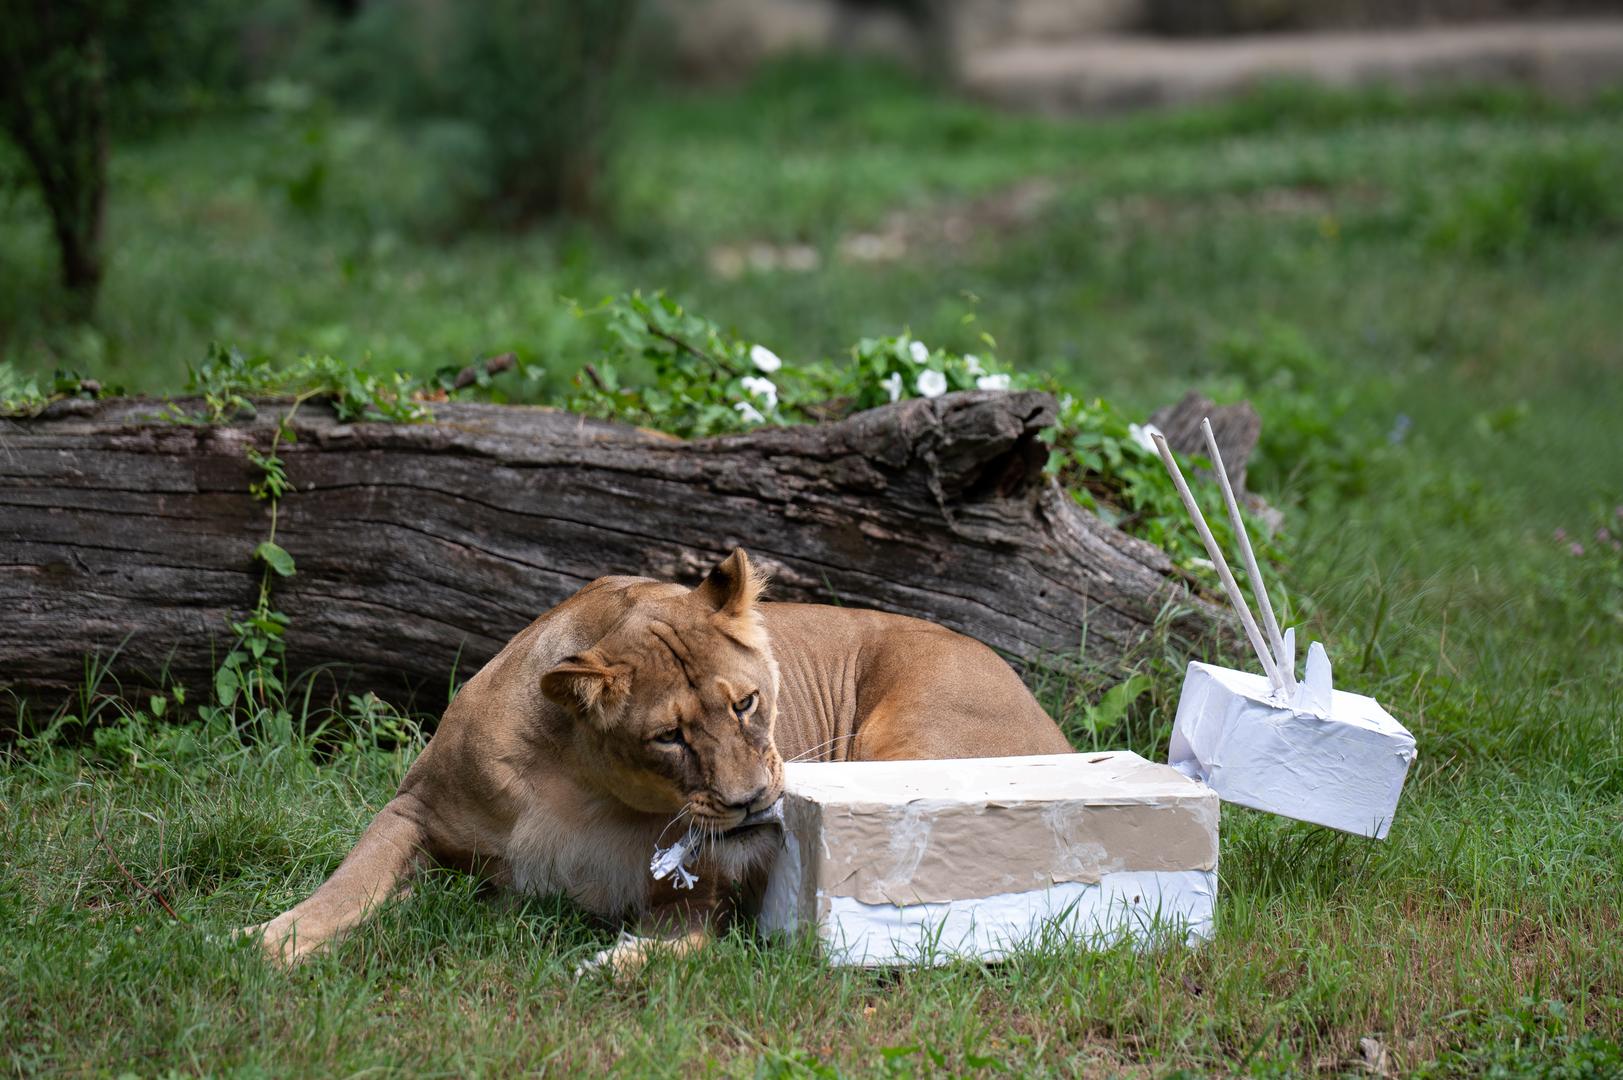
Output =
[
  {"x1": 786, "y1": 731, "x2": 858, "y2": 764},
  {"x1": 655, "y1": 804, "x2": 694, "y2": 849}
]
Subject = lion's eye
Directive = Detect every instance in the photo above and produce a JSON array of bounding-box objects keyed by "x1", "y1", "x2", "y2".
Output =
[
  {"x1": 732, "y1": 692, "x2": 758, "y2": 719},
  {"x1": 652, "y1": 728, "x2": 685, "y2": 748}
]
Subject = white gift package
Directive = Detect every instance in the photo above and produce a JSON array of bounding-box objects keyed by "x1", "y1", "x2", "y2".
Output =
[
  {"x1": 1169, "y1": 653, "x2": 1417, "y2": 838},
  {"x1": 1148, "y1": 421, "x2": 1417, "y2": 840},
  {"x1": 756, "y1": 752, "x2": 1219, "y2": 966}
]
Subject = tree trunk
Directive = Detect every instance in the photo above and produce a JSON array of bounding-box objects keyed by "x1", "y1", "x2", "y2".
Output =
[
  {"x1": 1, "y1": 391, "x2": 1227, "y2": 721},
  {"x1": 0, "y1": 2, "x2": 110, "y2": 312}
]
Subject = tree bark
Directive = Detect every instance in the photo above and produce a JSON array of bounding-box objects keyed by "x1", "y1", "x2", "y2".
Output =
[{"x1": 1, "y1": 391, "x2": 1227, "y2": 720}]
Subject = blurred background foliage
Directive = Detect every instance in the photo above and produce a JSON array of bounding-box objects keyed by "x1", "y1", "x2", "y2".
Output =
[{"x1": 333, "y1": 0, "x2": 643, "y2": 222}]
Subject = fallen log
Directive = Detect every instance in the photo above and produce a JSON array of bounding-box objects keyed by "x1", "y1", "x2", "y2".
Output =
[
  {"x1": 1, "y1": 390, "x2": 1227, "y2": 719},
  {"x1": 1150, "y1": 391, "x2": 1261, "y2": 495}
]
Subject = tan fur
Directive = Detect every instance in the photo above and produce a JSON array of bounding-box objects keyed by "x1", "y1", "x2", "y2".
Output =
[{"x1": 246, "y1": 549, "x2": 1071, "y2": 973}]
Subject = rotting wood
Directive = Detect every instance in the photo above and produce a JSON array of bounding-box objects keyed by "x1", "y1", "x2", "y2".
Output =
[
  {"x1": 1, "y1": 391, "x2": 1230, "y2": 719},
  {"x1": 1151, "y1": 391, "x2": 1261, "y2": 494}
]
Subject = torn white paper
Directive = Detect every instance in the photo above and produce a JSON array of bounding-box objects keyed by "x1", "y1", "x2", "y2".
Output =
[
  {"x1": 649, "y1": 804, "x2": 785, "y2": 891},
  {"x1": 649, "y1": 827, "x2": 700, "y2": 890}
]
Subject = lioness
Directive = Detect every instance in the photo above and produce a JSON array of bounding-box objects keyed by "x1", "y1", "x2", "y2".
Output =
[{"x1": 250, "y1": 548, "x2": 1071, "y2": 972}]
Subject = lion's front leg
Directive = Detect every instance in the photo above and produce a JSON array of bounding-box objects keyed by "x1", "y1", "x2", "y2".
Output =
[{"x1": 244, "y1": 793, "x2": 431, "y2": 967}]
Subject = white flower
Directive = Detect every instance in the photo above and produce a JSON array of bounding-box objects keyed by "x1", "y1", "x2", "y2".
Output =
[
  {"x1": 1128, "y1": 422, "x2": 1164, "y2": 452},
  {"x1": 740, "y1": 375, "x2": 778, "y2": 409},
  {"x1": 916, "y1": 369, "x2": 948, "y2": 398},
  {"x1": 907, "y1": 340, "x2": 929, "y2": 365},
  {"x1": 749, "y1": 344, "x2": 782, "y2": 373},
  {"x1": 881, "y1": 371, "x2": 903, "y2": 403},
  {"x1": 964, "y1": 354, "x2": 984, "y2": 375},
  {"x1": 734, "y1": 401, "x2": 765, "y2": 424},
  {"x1": 976, "y1": 373, "x2": 1011, "y2": 391}
]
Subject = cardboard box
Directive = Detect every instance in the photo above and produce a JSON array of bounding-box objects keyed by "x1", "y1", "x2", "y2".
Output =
[
  {"x1": 1168, "y1": 660, "x2": 1418, "y2": 839},
  {"x1": 757, "y1": 751, "x2": 1218, "y2": 966}
]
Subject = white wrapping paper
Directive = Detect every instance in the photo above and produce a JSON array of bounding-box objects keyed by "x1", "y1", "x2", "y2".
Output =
[
  {"x1": 766, "y1": 868, "x2": 1217, "y2": 967},
  {"x1": 1168, "y1": 660, "x2": 1418, "y2": 839}
]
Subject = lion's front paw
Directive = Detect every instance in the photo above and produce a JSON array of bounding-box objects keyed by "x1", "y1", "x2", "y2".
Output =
[
  {"x1": 574, "y1": 928, "x2": 709, "y2": 981},
  {"x1": 575, "y1": 931, "x2": 653, "y2": 980},
  {"x1": 236, "y1": 913, "x2": 330, "y2": 969}
]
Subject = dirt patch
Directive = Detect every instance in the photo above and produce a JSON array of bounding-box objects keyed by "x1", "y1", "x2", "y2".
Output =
[
  {"x1": 707, "y1": 178, "x2": 1058, "y2": 278},
  {"x1": 963, "y1": 21, "x2": 1623, "y2": 114},
  {"x1": 707, "y1": 175, "x2": 1391, "y2": 278},
  {"x1": 1096, "y1": 181, "x2": 1388, "y2": 231}
]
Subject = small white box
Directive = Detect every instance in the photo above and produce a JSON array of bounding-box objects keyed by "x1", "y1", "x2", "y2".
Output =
[
  {"x1": 1169, "y1": 660, "x2": 1418, "y2": 839},
  {"x1": 757, "y1": 752, "x2": 1218, "y2": 966}
]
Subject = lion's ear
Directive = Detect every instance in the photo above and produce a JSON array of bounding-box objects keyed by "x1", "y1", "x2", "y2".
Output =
[
  {"x1": 540, "y1": 650, "x2": 624, "y2": 718},
  {"x1": 695, "y1": 547, "x2": 766, "y2": 617}
]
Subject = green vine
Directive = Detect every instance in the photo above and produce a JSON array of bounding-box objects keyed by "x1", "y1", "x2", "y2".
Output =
[
  {"x1": 161, "y1": 344, "x2": 543, "y2": 728},
  {"x1": 198, "y1": 391, "x2": 317, "y2": 733},
  {"x1": 0, "y1": 365, "x2": 110, "y2": 416},
  {"x1": 166, "y1": 344, "x2": 439, "y2": 426}
]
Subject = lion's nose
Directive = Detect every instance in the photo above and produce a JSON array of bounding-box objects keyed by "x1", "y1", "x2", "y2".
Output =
[{"x1": 725, "y1": 784, "x2": 773, "y2": 813}]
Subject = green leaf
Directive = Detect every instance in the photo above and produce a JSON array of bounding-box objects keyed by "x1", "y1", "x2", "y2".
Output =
[
  {"x1": 254, "y1": 541, "x2": 296, "y2": 577},
  {"x1": 149, "y1": 695, "x2": 166, "y2": 718},
  {"x1": 214, "y1": 666, "x2": 239, "y2": 707},
  {"x1": 1082, "y1": 674, "x2": 1153, "y2": 735}
]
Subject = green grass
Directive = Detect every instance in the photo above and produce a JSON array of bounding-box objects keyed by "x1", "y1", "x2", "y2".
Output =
[
  {"x1": 3, "y1": 62, "x2": 1623, "y2": 1075},
  {"x1": 5, "y1": 701, "x2": 1618, "y2": 1076}
]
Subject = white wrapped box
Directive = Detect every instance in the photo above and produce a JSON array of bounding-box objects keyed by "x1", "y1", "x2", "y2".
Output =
[
  {"x1": 1169, "y1": 661, "x2": 1418, "y2": 839},
  {"x1": 757, "y1": 751, "x2": 1218, "y2": 966}
]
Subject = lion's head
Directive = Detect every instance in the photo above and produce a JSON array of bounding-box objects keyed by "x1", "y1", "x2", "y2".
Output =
[{"x1": 540, "y1": 549, "x2": 784, "y2": 837}]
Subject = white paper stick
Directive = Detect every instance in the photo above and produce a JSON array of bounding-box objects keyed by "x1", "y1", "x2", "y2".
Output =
[
  {"x1": 1200, "y1": 419, "x2": 1296, "y2": 692},
  {"x1": 1151, "y1": 432, "x2": 1285, "y2": 690}
]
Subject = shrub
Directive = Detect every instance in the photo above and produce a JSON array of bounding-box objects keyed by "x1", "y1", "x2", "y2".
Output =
[
  {"x1": 1426, "y1": 145, "x2": 1620, "y2": 258},
  {"x1": 560, "y1": 293, "x2": 1275, "y2": 575},
  {"x1": 99, "y1": 0, "x2": 304, "y2": 132},
  {"x1": 1214, "y1": 323, "x2": 1386, "y2": 503},
  {"x1": 560, "y1": 292, "x2": 1012, "y2": 438},
  {"x1": 0, "y1": 0, "x2": 296, "y2": 311},
  {"x1": 341, "y1": 0, "x2": 643, "y2": 223}
]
